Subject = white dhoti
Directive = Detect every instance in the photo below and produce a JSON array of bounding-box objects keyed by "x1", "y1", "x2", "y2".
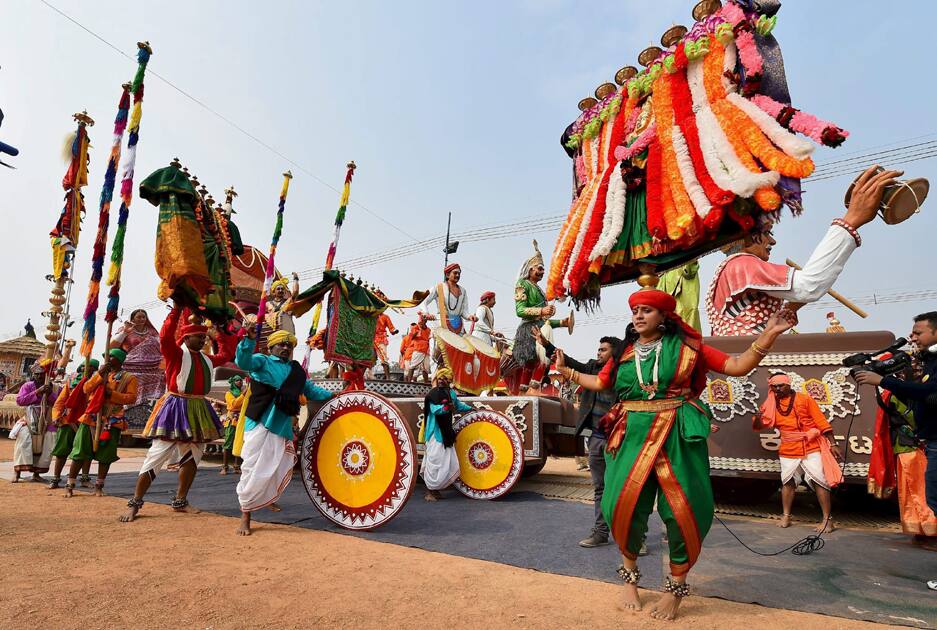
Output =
[
  {"x1": 421, "y1": 436, "x2": 460, "y2": 490},
  {"x1": 10, "y1": 422, "x2": 33, "y2": 472},
  {"x1": 139, "y1": 439, "x2": 205, "y2": 477},
  {"x1": 408, "y1": 352, "x2": 431, "y2": 372},
  {"x1": 32, "y1": 432, "x2": 54, "y2": 473},
  {"x1": 236, "y1": 425, "x2": 296, "y2": 512},
  {"x1": 780, "y1": 452, "x2": 829, "y2": 490}
]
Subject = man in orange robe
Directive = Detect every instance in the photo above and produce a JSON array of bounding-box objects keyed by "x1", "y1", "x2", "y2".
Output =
[
  {"x1": 401, "y1": 316, "x2": 431, "y2": 383},
  {"x1": 369, "y1": 312, "x2": 398, "y2": 380},
  {"x1": 754, "y1": 372, "x2": 842, "y2": 533}
]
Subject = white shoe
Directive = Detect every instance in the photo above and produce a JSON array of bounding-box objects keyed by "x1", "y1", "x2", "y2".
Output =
[{"x1": 927, "y1": 580, "x2": 937, "y2": 591}]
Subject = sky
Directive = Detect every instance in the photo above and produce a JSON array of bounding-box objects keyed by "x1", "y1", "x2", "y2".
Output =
[{"x1": 1, "y1": 0, "x2": 935, "y2": 368}]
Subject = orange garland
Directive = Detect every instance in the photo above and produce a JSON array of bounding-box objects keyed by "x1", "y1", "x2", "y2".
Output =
[
  {"x1": 652, "y1": 74, "x2": 697, "y2": 242},
  {"x1": 703, "y1": 37, "x2": 780, "y2": 211},
  {"x1": 715, "y1": 99, "x2": 815, "y2": 178}
]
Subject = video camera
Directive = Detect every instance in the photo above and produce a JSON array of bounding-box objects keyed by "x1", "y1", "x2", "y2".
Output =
[
  {"x1": 0, "y1": 108, "x2": 19, "y2": 168},
  {"x1": 842, "y1": 337, "x2": 912, "y2": 377}
]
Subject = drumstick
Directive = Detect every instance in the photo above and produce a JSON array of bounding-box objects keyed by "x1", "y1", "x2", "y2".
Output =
[{"x1": 784, "y1": 259, "x2": 868, "y2": 318}]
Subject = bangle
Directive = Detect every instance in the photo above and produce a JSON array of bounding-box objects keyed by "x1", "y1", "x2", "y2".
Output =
[
  {"x1": 751, "y1": 341, "x2": 769, "y2": 357},
  {"x1": 832, "y1": 218, "x2": 861, "y2": 247}
]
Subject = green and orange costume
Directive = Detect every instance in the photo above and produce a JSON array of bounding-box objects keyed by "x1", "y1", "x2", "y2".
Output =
[{"x1": 596, "y1": 326, "x2": 728, "y2": 577}]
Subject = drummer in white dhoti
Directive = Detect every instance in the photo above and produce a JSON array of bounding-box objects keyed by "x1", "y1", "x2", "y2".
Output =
[
  {"x1": 420, "y1": 367, "x2": 473, "y2": 501},
  {"x1": 235, "y1": 327, "x2": 333, "y2": 535}
]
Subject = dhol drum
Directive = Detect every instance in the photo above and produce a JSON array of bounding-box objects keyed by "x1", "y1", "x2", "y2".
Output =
[
  {"x1": 452, "y1": 410, "x2": 524, "y2": 500},
  {"x1": 433, "y1": 328, "x2": 500, "y2": 395},
  {"x1": 300, "y1": 391, "x2": 417, "y2": 530}
]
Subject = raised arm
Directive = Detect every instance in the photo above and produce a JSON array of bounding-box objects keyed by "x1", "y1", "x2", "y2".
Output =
[
  {"x1": 718, "y1": 313, "x2": 792, "y2": 376},
  {"x1": 160, "y1": 305, "x2": 184, "y2": 362},
  {"x1": 208, "y1": 326, "x2": 238, "y2": 367},
  {"x1": 235, "y1": 336, "x2": 265, "y2": 373}
]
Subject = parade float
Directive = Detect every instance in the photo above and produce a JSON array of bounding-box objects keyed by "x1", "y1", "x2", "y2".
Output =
[{"x1": 546, "y1": 0, "x2": 928, "y2": 499}]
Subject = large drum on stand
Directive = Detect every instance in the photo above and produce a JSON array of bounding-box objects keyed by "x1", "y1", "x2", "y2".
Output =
[
  {"x1": 434, "y1": 328, "x2": 500, "y2": 395},
  {"x1": 452, "y1": 409, "x2": 524, "y2": 500},
  {"x1": 300, "y1": 391, "x2": 417, "y2": 530}
]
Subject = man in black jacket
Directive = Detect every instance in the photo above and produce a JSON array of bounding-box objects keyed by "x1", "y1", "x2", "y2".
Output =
[
  {"x1": 535, "y1": 328, "x2": 620, "y2": 547},
  {"x1": 857, "y1": 312, "x2": 937, "y2": 516}
]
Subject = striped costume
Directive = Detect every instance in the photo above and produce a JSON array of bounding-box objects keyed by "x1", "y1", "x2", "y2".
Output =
[{"x1": 138, "y1": 306, "x2": 235, "y2": 477}]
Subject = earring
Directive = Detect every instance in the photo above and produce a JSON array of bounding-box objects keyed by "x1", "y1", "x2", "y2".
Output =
[{"x1": 657, "y1": 323, "x2": 666, "y2": 332}]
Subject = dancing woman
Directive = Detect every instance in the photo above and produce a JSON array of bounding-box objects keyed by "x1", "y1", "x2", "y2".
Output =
[{"x1": 553, "y1": 288, "x2": 791, "y2": 620}]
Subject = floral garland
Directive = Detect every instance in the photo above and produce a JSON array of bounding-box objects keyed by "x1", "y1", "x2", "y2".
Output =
[
  {"x1": 589, "y1": 163, "x2": 627, "y2": 261},
  {"x1": 750, "y1": 94, "x2": 849, "y2": 147},
  {"x1": 651, "y1": 71, "x2": 696, "y2": 242},
  {"x1": 567, "y1": 97, "x2": 633, "y2": 294},
  {"x1": 726, "y1": 93, "x2": 814, "y2": 159},
  {"x1": 644, "y1": 140, "x2": 667, "y2": 240}
]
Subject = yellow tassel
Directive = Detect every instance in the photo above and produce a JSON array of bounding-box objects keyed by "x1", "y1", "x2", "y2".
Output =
[
  {"x1": 51, "y1": 239, "x2": 65, "y2": 279},
  {"x1": 105, "y1": 261, "x2": 119, "y2": 286},
  {"x1": 129, "y1": 101, "x2": 143, "y2": 131},
  {"x1": 280, "y1": 177, "x2": 291, "y2": 198},
  {"x1": 232, "y1": 384, "x2": 250, "y2": 457},
  {"x1": 339, "y1": 183, "x2": 350, "y2": 207}
]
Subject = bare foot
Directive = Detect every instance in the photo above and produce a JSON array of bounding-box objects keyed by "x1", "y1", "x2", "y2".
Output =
[
  {"x1": 119, "y1": 506, "x2": 140, "y2": 523},
  {"x1": 777, "y1": 514, "x2": 792, "y2": 528},
  {"x1": 93, "y1": 486, "x2": 105, "y2": 497},
  {"x1": 11, "y1": 477, "x2": 19, "y2": 484},
  {"x1": 621, "y1": 583, "x2": 642, "y2": 611},
  {"x1": 424, "y1": 491, "x2": 439, "y2": 502},
  {"x1": 649, "y1": 592, "x2": 682, "y2": 621},
  {"x1": 237, "y1": 513, "x2": 252, "y2": 536},
  {"x1": 219, "y1": 467, "x2": 228, "y2": 476},
  {"x1": 64, "y1": 485, "x2": 74, "y2": 498},
  {"x1": 269, "y1": 502, "x2": 282, "y2": 513},
  {"x1": 815, "y1": 518, "x2": 835, "y2": 534},
  {"x1": 79, "y1": 478, "x2": 91, "y2": 488}
]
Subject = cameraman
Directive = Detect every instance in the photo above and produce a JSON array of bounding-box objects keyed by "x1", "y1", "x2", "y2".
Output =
[{"x1": 856, "y1": 312, "x2": 937, "y2": 519}]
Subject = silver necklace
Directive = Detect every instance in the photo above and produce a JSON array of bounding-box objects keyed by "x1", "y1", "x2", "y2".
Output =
[{"x1": 634, "y1": 338, "x2": 662, "y2": 399}]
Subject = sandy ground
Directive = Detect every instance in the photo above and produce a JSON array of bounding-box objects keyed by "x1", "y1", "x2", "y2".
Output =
[{"x1": 0, "y1": 439, "x2": 887, "y2": 629}]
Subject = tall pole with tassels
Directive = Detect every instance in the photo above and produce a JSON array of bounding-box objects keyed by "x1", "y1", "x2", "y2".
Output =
[
  {"x1": 41, "y1": 110, "x2": 94, "y2": 453},
  {"x1": 104, "y1": 41, "x2": 152, "y2": 348},
  {"x1": 79, "y1": 82, "x2": 131, "y2": 362},
  {"x1": 302, "y1": 161, "x2": 356, "y2": 368},
  {"x1": 256, "y1": 171, "x2": 294, "y2": 339}
]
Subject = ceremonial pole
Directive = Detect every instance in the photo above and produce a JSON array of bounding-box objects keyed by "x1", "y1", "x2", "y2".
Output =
[
  {"x1": 256, "y1": 171, "x2": 294, "y2": 339},
  {"x1": 302, "y1": 161, "x2": 356, "y2": 368},
  {"x1": 79, "y1": 81, "x2": 131, "y2": 362},
  {"x1": 104, "y1": 42, "x2": 152, "y2": 351},
  {"x1": 41, "y1": 110, "x2": 95, "y2": 453}
]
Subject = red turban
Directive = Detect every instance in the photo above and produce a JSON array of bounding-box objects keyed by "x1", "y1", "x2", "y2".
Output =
[
  {"x1": 628, "y1": 289, "x2": 677, "y2": 313},
  {"x1": 179, "y1": 324, "x2": 208, "y2": 339},
  {"x1": 628, "y1": 288, "x2": 700, "y2": 341},
  {"x1": 444, "y1": 263, "x2": 461, "y2": 276},
  {"x1": 480, "y1": 291, "x2": 495, "y2": 303}
]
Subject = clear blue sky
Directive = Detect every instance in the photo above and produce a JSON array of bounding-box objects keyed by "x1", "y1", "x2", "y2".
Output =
[{"x1": 1, "y1": 0, "x2": 934, "y2": 365}]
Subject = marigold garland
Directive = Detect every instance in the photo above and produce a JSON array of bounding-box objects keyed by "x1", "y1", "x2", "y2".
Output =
[
  {"x1": 651, "y1": 73, "x2": 696, "y2": 241},
  {"x1": 644, "y1": 140, "x2": 667, "y2": 240},
  {"x1": 714, "y1": 99, "x2": 815, "y2": 179}
]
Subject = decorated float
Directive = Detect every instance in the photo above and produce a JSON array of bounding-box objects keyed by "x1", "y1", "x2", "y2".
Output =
[{"x1": 547, "y1": 0, "x2": 903, "y2": 498}]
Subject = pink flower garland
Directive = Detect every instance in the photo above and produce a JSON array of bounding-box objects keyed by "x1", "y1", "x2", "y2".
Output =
[
  {"x1": 750, "y1": 94, "x2": 849, "y2": 147},
  {"x1": 614, "y1": 122, "x2": 657, "y2": 161}
]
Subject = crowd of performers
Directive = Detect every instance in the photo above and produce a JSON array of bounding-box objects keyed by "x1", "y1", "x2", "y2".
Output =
[{"x1": 9, "y1": 163, "x2": 937, "y2": 617}]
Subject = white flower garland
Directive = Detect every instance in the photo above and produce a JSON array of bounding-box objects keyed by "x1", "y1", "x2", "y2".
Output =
[
  {"x1": 590, "y1": 160, "x2": 627, "y2": 260},
  {"x1": 671, "y1": 125, "x2": 713, "y2": 219},
  {"x1": 721, "y1": 41, "x2": 738, "y2": 95},
  {"x1": 726, "y1": 92, "x2": 814, "y2": 159},
  {"x1": 563, "y1": 168, "x2": 605, "y2": 291},
  {"x1": 688, "y1": 59, "x2": 779, "y2": 197}
]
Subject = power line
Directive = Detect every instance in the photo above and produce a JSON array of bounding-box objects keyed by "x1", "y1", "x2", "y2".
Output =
[{"x1": 39, "y1": 0, "x2": 422, "y2": 245}]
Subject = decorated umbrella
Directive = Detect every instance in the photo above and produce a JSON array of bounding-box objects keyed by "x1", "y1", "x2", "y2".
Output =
[
  {"x1": 548, "y1": 2, "x2": 848, "y2": 306},
  {"x1": 291, "y1": 270, "x2": 426, "y2": 368},
  {"x1": 301, "y1": 161, "x2": 356, "y2": 367}
]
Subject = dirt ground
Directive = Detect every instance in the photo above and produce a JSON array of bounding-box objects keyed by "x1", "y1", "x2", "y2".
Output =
[{"x1": 0, "y1": 442, "x2": 883, "y2": 629}]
